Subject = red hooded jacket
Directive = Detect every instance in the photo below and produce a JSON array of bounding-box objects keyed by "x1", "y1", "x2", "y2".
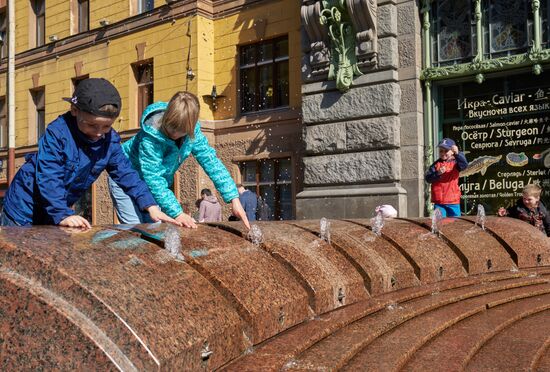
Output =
[{"x1": 425, "y1": 152, "x2": 469, "y2": 205}]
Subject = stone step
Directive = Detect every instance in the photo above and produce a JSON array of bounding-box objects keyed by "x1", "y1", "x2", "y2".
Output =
[
  {"x1": 210, "y1": 221, "x2": 369, "y2": 315},
  {"x1": 347, "y1": 219, "x2": 468, "y2": 283},
  {"x1": 461, "y1": 216, "x2": 550, "y2": 268},
  {"x1": 344, "y1": 287, "x2": 550, "y2": 371},
  {"x1": 127, "y1": 223, "x2": 312, "y2": 345},
  {"x1": 222, "y1": 271, "x2": 547, "y2": 371},
  {"x1": 292, "y1": 220, "x2": 420, "y2": 294},
  {"x1": 286, "y1": 277, "x2": 549, "y2": 370},
  {"x1": 407, "y1": 217, "x2": 516, "y2": 274}
]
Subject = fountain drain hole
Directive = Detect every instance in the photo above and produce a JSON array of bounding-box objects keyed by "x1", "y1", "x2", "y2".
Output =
[
  {"x1": 201, "y1": 341, "x2": 213, "y2": 362},
  {"x1": 337, "y1": 288, "x2": 345, "y2": 304}
]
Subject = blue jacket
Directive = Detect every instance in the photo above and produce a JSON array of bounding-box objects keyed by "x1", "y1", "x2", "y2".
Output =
[
  {"x1": 239, "y1": 189, "x2": 257, "y2": 221},
  {"x1": 3, "y1": 112, "x2": 156, "y2": 225},
  {"x1": 122, "y1": 102, "x2": 239, "y2": 218}
]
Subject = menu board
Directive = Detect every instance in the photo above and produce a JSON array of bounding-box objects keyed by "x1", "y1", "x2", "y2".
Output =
[{"x1": 440, "y1": 73, "x2": 550, "y2": 215}]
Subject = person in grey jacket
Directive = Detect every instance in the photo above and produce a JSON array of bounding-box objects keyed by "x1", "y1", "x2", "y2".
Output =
[{"x1": 198, "y1": 189, "x2": 222, "y2": 222}]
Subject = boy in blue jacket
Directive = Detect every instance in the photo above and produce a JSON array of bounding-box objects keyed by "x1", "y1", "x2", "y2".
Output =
[
  {"x1": 108, "y1": 91, "x2": 250, "y2": 229},
  {"x1": 1, "y1": 78, "x2": 178, "y2": 228}
]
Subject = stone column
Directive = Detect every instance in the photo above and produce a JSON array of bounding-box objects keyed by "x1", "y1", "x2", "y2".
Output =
[{"x1": 297, "y1": 0, "x2": 415, "y2": 219}]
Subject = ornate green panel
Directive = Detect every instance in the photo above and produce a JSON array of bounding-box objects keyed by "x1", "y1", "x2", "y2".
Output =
[
  {"x1": 320, "y1": 0, "x2": 362, "y2": 92},
  {"x1": 421, "y1": 48, "x2": 550, "y2": 81},
  {"x1": 421, "y1": 0, "x2": 550, "y2": 83}
]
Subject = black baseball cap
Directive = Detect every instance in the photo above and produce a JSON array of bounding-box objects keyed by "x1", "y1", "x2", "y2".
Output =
[{"x1": 63, "y1": 78, "x2": 121, "y2": 118}]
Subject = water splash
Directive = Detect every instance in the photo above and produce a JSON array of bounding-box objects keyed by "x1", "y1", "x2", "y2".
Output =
[
  {"x1": 431, "y1": 208, "x2": 443, "y2": 235},
  {"x1": 475, "y1": 204, "x2": 486, "y2": 231},
  {"x1": 386, "y1": 302, "x2": 403, "y2": 311},
  {"x1": 371, "y1": 210, "x2": 384, "y2": 236},
  {"x1": 283, "y1": 359, "x2": 299, "y2": 370},
  {"x1": 165, "y1": 225, "x2": 184, "y2": 261},
  {"x1": 320, "y1": 217, "x2": 331, "y2": 243},
  {"x1": 248, "y1": 224, "x2": 264, "y2": 246}
]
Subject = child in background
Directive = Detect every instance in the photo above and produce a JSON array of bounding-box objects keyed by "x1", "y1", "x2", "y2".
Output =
[
  {"x1": 498, "y1": 184, "x2": 550, "y2": 236},
  {"x1": 425, "y1": 138, "x2": 469, "y2": 217},
  {"x1": 0, "y1": 78, "x2": 178, "y2": 228},
  {"x1": 109, "y1": 91, "x2": 250, "y2": 229}
]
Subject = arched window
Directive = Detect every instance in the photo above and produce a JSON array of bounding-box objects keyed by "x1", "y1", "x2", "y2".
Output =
[
  {"x1": 432, "y1": 0, "x2": 474, "y2": 66},
  {"x1": 430, "y1": 0, "x2": 550, "y2": 65},
  {"x1": 485, "y1": 0, "x2": 531, "y2": 57}
]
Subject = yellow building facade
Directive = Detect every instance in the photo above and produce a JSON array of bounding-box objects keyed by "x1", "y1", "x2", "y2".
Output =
[{"x1": 0, "y1": 0, "x2": 302, "y2": 223}]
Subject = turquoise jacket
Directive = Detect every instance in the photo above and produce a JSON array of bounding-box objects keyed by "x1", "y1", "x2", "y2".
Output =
[{"x1": 122, "y1": 102, "x2": 239, "y2": 218}]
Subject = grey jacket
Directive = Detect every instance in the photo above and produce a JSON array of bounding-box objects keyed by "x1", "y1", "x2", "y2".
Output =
[{"x1": 199, "y1": 196, "x2": 222, "y2": 222}]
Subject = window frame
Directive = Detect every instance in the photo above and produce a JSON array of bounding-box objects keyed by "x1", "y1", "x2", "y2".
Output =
[
  {"x1": 239, "y1": 157, "x2": 293, "y2": 220},
  {"x1": 77, "y1": 0, "x2": 89, "y2": 33},
  {"x1": 32, "y1": 0, "x2": 45, "y2": 47},
  {"x1": 0, "y1": 96, "x2": 6, "y2": 149},
  {"x1": 0, "y1": 10, "x2": 6, "y2": 59},
  {"x1": 132, "y1": 60, "x2": 154, "y2": 121},
  {"x1": 238, "y1": 36, "x2": 290, "y2": 115},
  {"x1": 137, "y1": 0, "x2": 154, "y2": 14},
  {"x1": 30, "y1": 87, "x2": 45, "y2": 141},
  {"x1": 430, "y1": 0, "x2": 544, "y2": 66}
]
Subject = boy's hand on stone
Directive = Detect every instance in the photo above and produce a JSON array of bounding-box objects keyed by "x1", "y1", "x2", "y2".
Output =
[
  {"x1": 231, "y1": 198, "x2": 251, "y2": 230},
  {"x1": 147, "y1": 206, "x2": 184, "y2": 227},
  {"x1": 174, "y1": 212, "x2": 197, "y2": 229},
  {"x1": 497, "y1": 207, "x2": 507, "y2": 217},
  {"x1": 60, "y1": 215, "x2": 92, "y2": 229}
]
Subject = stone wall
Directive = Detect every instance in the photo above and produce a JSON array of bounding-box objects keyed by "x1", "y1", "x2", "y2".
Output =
[
  {"x1": 297, "y1": 0, "x2": 425, "y2": 219},
  {"x1": 396, "y1": 0, "x2": 425, "y2": 217}
]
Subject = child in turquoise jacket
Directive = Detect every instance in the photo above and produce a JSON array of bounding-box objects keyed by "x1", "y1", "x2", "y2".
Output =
[{"x1": 109, "y1": 91, "x2": 250, "y2": 228}]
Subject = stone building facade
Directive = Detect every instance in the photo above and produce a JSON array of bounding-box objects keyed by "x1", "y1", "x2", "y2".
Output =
[
  {"x1": 297, "y1": 0, "x2": 425, "y2": 218},
  {"x1": 1, "y1": 0, "x2": 548, "y2": 223}
]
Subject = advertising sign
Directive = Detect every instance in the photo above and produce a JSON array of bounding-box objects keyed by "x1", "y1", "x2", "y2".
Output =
[{"x1": 440, "y1": 73, "x2": 550, "y2": 214}]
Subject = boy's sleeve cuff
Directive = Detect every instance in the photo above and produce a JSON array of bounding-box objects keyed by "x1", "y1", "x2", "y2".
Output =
[
  {"x1": 136, "y1": 194, "x2": 157, "y2": 212},
  {"x1": 54, "y1": 210, "x2": 75, "y2": 225}
]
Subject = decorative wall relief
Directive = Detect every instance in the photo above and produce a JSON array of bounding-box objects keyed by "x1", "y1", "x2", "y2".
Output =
[
  {"x1": 301, "y1": 0, "x2": 331, "y2": 79},
  {"x1": 346, "y1": 0, "x2": 377, "y2": 68},
  {"x1": 301, "y1": 0, "x2": 378, "y2": 92}
]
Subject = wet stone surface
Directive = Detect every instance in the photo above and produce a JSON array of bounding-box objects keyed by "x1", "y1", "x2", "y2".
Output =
[{"x1": 0, "y1": 219, "x2": 549, "y2": 370}]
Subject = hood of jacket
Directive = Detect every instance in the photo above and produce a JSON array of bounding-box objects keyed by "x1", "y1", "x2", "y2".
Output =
[
  {"x1": 203, "y1": 195, "x2": 219, "y2": 204},
  {"x1": 139, "y1": 101, "x2": 175, "y2": 145}
]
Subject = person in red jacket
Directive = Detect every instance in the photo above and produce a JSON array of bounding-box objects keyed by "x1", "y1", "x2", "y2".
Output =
[{"x1": 425, "y1": 138, "x2": 469, "y2": 217}]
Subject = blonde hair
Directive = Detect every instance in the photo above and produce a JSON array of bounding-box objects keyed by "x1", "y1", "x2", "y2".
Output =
[
  {"x1": 162, "y1": 91, "x2": 200, "y2": 138},
  {"x1": 522, "y1": 184, "x2": 542, "y2": 198}
]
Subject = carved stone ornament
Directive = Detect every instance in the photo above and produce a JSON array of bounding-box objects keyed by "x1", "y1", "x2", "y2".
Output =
[
  {"x1": 301, "y1": 0, "x2": 331, "y2": 78},
  {"x1": 301, "y1": 0, "x2": 378, "y2": 91},
  {"x1": 346, "y1": 0, "x2": 377, "y2": 68}
]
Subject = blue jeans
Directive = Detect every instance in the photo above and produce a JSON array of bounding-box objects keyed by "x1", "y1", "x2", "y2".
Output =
[
  {"x1": 434, "y1": 203, "x2": 461, "y2": 218},
  {"x1": 108, "y1": 177, "x2": 153, "y2": 224},
  {"x1": 0, "y1": 210, "x2": 22, "y2": 226}
]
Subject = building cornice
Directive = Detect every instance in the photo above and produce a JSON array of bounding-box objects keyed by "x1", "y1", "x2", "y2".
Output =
[{"x1": 0, "y1": 0, "x2": 272, "y2": 73}]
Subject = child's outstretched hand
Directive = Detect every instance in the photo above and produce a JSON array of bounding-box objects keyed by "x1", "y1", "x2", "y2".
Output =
[
  {"x1": 147, "y1": 205, "x2": 185, "y2": 227},
  {"x1": 60, "y1": 215, "x2": 92, "y2": 229},
  {"x1": 231, "y1": 198, "x2": 251, "y2": 230},
  {"x1": 174, "y1": 212, "x2": 197, "y2": 228},
  {"x1": 497, "y1": 207, "x2": 507, "y2": 217}
]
